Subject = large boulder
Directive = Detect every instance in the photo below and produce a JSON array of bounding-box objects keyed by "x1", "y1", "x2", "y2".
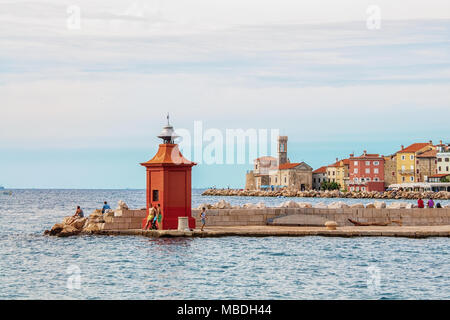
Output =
[
  {"x1": 197, "y1": 203, "x2": 212, "y2": 210},
  {"x1": 327, "y1": 201, "x2": 349, "y2": 209},
  {"x1": 374, "y1": 201, "x2": 386, "y2": 209},
  {"x1": 255, "y1": 201, "x2": 266, "y2": 209},
  {"x1": 71, "y1": 217, "x2": 88, "y2": 230},
  {"x1": 116, "y1": 200, "x2": 129, "y2": 210},
  {"x1": 386, "y1": 202, "x2": 409, "y2": 209},
  {"x1": 314, "y1": 202, "x2": 328, "y2": 209},
  {"x1": 83, "y1": 222, "x2": 100, "y2": 233},
  {"x1": 214, "y1": 200, "x2": 232, "y2": 209},
  {"x1": 296, "y1": 202, "x2": 312, "y2": 208},
  {"x1": 365, "y1": 203, "x2": 376, "y2": 208},
  {"x1": 57, "y1": 225, "x2": 80, "y2": 237},
  {"x1": 280, "y1": 201, "x2": 298, "y2": 208},
  {"x1": 350, "y1": 203, "x2": 364, "y2": 209},
  {"x1": 243, "y1": 203, "x2": 258, "y2": 209},
  {"x1": 103, "y1": 211, "x2": 114, "y2": 217}
]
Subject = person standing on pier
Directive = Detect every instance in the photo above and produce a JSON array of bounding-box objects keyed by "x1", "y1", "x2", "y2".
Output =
[
  {"x1": 155, "y1": 204, "x2": 162, "y2": 229},
  {"x1": 200, "y1": 207, "x2": 207, "y2": 231},
  {"x1": 143, "y1": 204, "x2": 156, "y2": 230}
]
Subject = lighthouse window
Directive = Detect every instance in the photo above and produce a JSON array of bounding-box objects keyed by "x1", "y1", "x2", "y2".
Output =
[{"x1": 152, "y1": 190, "x2": 159, "y2": 202}]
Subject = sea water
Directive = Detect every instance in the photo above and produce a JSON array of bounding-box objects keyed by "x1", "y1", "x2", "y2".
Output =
[{"x1": 0, "y1": 189, "x2": 448, "y2": 299}]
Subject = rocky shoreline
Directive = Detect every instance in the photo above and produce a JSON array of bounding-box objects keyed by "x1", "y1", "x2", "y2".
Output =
[{"x1": 202, "y1": 189, "x2": 450, "y2": 200}]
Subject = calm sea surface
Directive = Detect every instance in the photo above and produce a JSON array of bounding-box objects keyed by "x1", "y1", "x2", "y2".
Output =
[{"x1": 0, "y1": 189, "x2": 448, "y2": 299}]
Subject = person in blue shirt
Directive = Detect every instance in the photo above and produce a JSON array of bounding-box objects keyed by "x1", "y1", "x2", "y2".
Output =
[{"x1": 102, "y1": 201, "x2": 111, "y2": 213}]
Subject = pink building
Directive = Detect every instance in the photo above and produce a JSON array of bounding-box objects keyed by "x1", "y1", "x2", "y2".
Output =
[{"x1": 348, "y1": 151, "x2": 385, "y2": 192}]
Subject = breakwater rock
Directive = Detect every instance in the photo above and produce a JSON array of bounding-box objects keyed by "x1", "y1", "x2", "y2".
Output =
[
  {"x1": 44, "y1": 201, "x2": 130, "y2": 237},
  {"x1": 202, "y1": 189, "x2": 450, "y2": 200}
]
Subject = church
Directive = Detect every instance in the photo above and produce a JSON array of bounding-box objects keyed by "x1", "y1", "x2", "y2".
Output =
[{"x1": 245, "y1": 136, "x2": 313, "y2": 191}]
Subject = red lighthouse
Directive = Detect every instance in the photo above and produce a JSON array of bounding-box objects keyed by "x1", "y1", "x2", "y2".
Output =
[{"x1": 140, "y1": 115, "x2": 196, "y2": 230}]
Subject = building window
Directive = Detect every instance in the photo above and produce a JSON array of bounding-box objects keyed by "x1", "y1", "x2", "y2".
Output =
[
  {"x1": 362, "y1": 187, "x2": 366, "y2": 191},
  {"x1": 354, "y1": 161, "x2": 358, "y2": 166},
  {"x1": 446, "y1": 158, "x2": 449, "y2": 162},
  {"x1": 402, "y1": 177, "x2": 405, "y2": 182},
  {"x1": 333, "y1": 172, "x2": 335, "y2": 176},
  {"x1": 410, "y1": 176, "x2": 414, "y2": 182},
  {"x1": 373, "y1": 161, "x2": 379, "y2": 165},
  {"x1": 354, "y1": 178, "x2": 358, "y2": 182},
  {"x1": 152, "y1": 190, "x2": 159, "y2": 202},
  {"x1": 275, "y1": 177, "x2": 277, "y2": 183},
  {"x1": 284, "y1": 177, "x2": 287, "y2": 183},
  {"x1": 374, "y1": 178, "x2": 379, "y2": 181},
  {"x1": 410, "y1": 155, "x2": 414, "y2": 160},
  {"x1": 438, "y1": 158, "x2": 442, "y2": 162},
  {"x1": 374, "y1": 168, "x2": 379, "y2": 174},
  {"x1": 439, "y1": 166, "x2": 441, "y2": 171},
  {"x1": 354, "y1": 168, "x2": 358, "y2": 173},
  {"x1": 365, "y1": 161, "x2": 370, "y2": 166},
  {"x1": 401, "y1": 165, "x2": 405, "y2": 171},
  {"x1": 392, "y1": 171, "x2": 395, "y2": 176},
  {"x1": 401, "y1": 155, "x2": 406, "y2": 160},
  {"x1": 410, "y1": 165, "x2": 414, "y2": 170},
  {"x1": 366, "y1": 178, "x2": 371, "y2": 182},
  {"x1": 447, "y1": 166, "x2": 449, "y2": 171},
  {"x1": 416, "y1": 169, "x2": 419, "y2": 174},
  {"x1": 365, "y1": 168, "x2": 370, "y2": 174}
]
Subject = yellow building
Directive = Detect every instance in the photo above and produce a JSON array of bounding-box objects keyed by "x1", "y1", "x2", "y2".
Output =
[
  {"x1": 326, "y1": 158, "x2": 350, "y2": 190},
  {"x1": 395, "y1": 142, "x2": 434, "y2": 184}
]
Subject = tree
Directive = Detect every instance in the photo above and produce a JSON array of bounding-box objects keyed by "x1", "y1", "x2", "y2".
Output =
[{"x1": 321, "y1": 181, "x2": 340, "y2": 190}]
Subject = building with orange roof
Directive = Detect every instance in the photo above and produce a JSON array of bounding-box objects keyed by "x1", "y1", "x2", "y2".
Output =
[
  {"x1": 312, "y1": 166, "x2": 327, "y2": 190},
  {"x1": 348, "y1": 151, "x2": 385, "y2": 192},
  {"x1": 245, "y1": 135, "x2": 313, "y2": 190},
  {"x1": 395, "y1": 141, "x2": 434, "y2": 184},
  {"x1": 326, "y1": 158, "x2": 350, "y2": 190}
]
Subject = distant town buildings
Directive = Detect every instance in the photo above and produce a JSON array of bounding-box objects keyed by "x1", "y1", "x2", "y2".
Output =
[
  {"x1": 244, "y1": 138, "x2": 449, "y2": 192},
  {"x1": 245, "y1": 136, "x2": 313, "y2": 191}
]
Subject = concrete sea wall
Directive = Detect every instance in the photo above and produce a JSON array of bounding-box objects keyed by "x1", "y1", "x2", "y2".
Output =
[
  {"x1": 192, "y1": 207, "x2": 450, "y2": 227},
  {"x1": 80, "y1": 207, "x2": 450, "y2": 232}
]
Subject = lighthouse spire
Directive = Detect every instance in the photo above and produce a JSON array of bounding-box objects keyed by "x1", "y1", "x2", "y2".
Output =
[{"x1": 158, "y1": 113, "x2": 179, "y2": 144}]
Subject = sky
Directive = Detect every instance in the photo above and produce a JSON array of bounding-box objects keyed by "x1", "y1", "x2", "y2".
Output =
[{"x1": 1, "y1": 0, "x2": 449, "y2": 188}]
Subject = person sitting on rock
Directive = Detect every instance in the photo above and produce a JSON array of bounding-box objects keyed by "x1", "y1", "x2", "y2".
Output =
[
  {"x1": 102, "y1": 201, "x2": 111, "y2": 213},
  {"x1": 417, "y1": 198, "x2": 424, "y2": 208},
  {"x1": 436, "y1": 203, "x2": 442, "y2": 208},
  {"x1": 73, "y1": 206, "x2": 84, "y2": 218},
  {"x1": 427, "y1": 198, "x2": 435, "y2": 208},
  {"x1": 143, "y1": 204, "x2": 156, "y2": 230}
]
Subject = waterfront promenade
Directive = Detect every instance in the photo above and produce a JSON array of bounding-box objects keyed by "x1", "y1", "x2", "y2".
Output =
[{"x1": 92, "y1": 225, "x2": 450, "y2": 238}]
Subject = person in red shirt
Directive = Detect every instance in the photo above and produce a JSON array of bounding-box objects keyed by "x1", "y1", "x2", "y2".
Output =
[{"x1": 417, "y1": 198, "x2": 424, "y2": 208}]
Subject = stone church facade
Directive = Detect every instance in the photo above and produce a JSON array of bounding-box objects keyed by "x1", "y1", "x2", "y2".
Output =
[{"x1": 245, "y1": 136, "x2": 313, "y2": 191}]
